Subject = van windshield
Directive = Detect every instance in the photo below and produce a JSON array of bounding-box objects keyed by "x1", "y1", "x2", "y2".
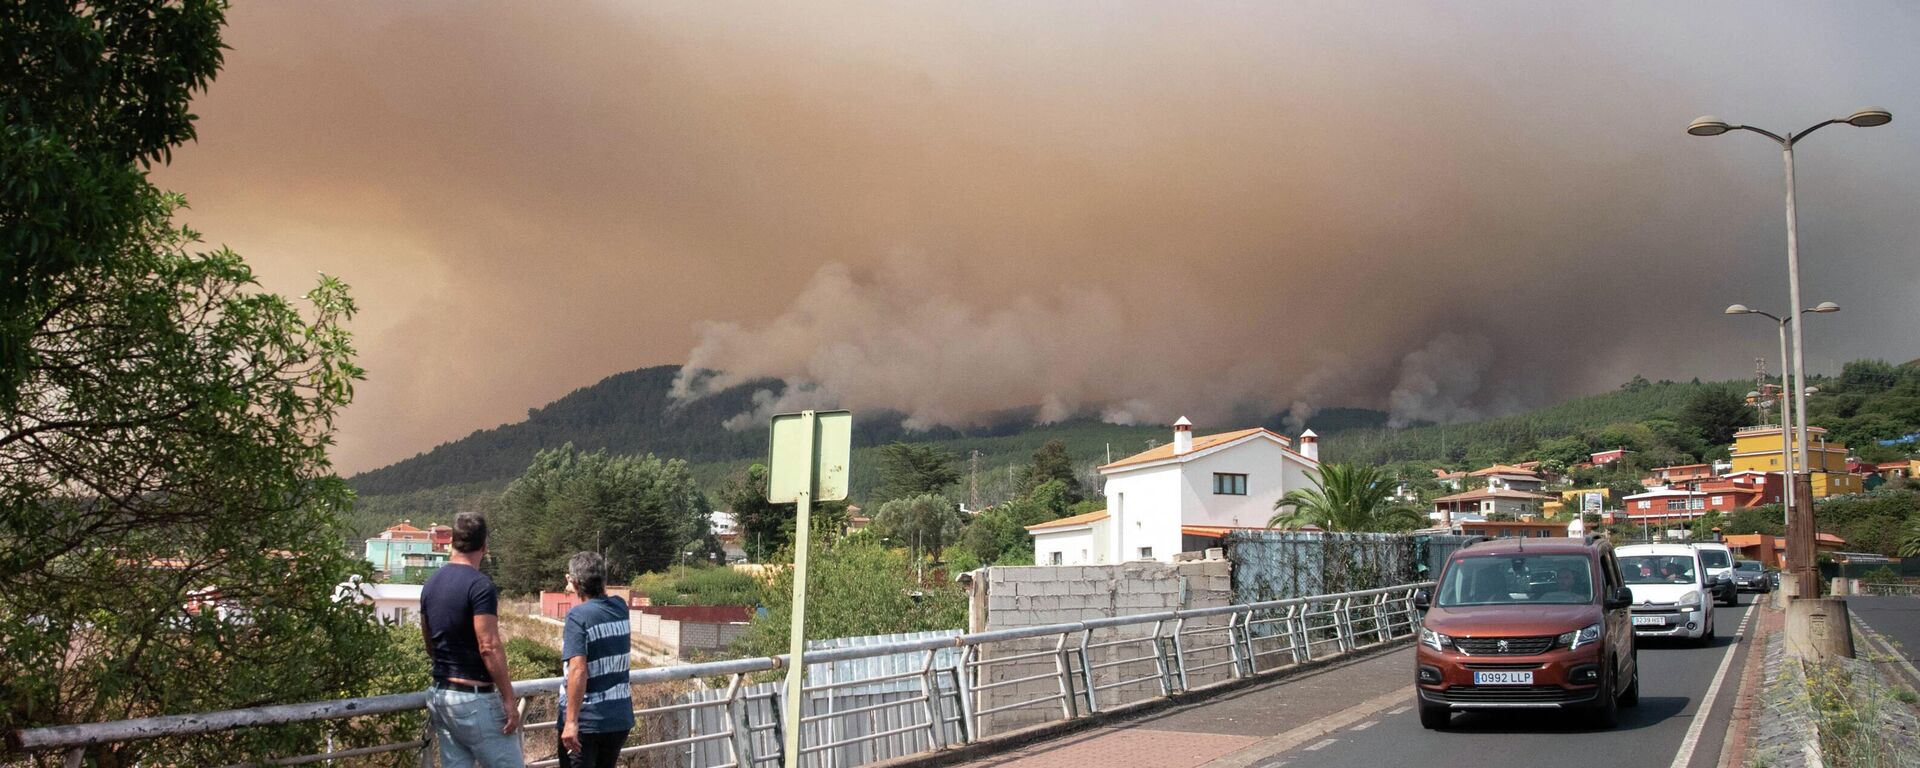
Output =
[
  {"x1": 1698, "y1": 549, "x2": 1731, "y2": 569},
  {"x1": 1620, "y1": 554, "x2": 1698, "y2": 585},
  {"x1": 1436, "y1": 554, "x2": 1593, "y2": 607}
]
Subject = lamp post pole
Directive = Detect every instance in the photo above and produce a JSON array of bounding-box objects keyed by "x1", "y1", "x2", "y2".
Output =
[
  {"x1": 1775, "y1": 319, "x2": 1794, "y2": 529},
  {"x1": 1693, "y1": 107, "x2": 1888, "y2": 600}
]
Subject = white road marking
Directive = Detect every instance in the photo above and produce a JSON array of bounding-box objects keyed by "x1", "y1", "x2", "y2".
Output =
[
  {"x1": 1385, "y1": 705, "x2": 1410, "y2": 716},
  {"x1": 1303, "y1": 738, "x2": 1339, "y2": 751},
  {"x1": 1349, "y1": 720, "x2": 1377, "y2": 731},
  {"x1": 1667, "y1": 604, "x2": 1753, "y2": 768}
]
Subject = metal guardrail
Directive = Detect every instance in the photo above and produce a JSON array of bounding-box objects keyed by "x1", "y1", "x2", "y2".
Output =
[
  {"x1": 7, "y1": 582, "x2": 1432, "y2": 767},
  {"x1": 1860, "y1": 582, "x2": 1920, "y2": 596}
]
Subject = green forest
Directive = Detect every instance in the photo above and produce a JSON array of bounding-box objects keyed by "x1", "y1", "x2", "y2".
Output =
[{"x1": 346, "y1": 359, "x2": 1920, "y2": 548}]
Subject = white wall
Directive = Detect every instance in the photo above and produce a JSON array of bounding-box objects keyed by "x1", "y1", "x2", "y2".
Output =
[
  {"x1": 1102, "y1": 437, "x2": 1317, "y2": 563},
  {"x1": 1104, "y1": 465, "x2": 1182, "y2": 562},
  {"x1": 1031, "y1": 526, "x2": 1098, "y2": 565}
]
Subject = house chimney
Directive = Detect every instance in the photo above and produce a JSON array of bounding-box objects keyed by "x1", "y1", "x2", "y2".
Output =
[
  {"x1": 1173, "y1": 416, "x2": 1194, "y2": 454},
  {"x1": 1300, "y1": 429, "x2": 1319, "y2": 461}
]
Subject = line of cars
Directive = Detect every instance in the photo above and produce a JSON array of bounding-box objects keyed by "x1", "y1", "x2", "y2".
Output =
[{"x1": 1411, "y1": 535, "x2": 1760, "y2": 730}]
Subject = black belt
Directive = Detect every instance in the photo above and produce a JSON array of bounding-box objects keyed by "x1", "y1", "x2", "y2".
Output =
[{"x1": 432, "y1": 678, "x2": 495, "y2": 694}]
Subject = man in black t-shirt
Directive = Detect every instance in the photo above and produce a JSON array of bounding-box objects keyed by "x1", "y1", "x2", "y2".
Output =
[{"x1": 420, "y1": 512, "x2": 523, "y2": 767}]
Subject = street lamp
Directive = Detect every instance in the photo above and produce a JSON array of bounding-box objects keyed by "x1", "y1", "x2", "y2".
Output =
[
  {"x1": 1693, "y1": 108, "x2": 1887, "y2": 599},
  {"x1": 1725, "y1": 302, "x2": 1838, "y2": 530}
]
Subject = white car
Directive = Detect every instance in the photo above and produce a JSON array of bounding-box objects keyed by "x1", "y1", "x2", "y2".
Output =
[
  {"x1": 1692, "y1": 542, "x2": 1739, "y2": 606},
  {"x1": 1615, "y1": 543, "x2": 1716, "y2": 645}
]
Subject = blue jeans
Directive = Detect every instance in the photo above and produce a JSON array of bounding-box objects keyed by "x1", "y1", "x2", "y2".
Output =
[{"x1": 426, "y1": 687, "x2": 524, "y2": 768}]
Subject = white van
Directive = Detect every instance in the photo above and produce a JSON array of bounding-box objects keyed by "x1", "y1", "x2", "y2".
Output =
[
  {"x1": 1692, "y1": 542, "x2": 1738, "y2": 606},
  {"x1": 1615, "y1": 543, "x2": 1716, "y2": 645}
]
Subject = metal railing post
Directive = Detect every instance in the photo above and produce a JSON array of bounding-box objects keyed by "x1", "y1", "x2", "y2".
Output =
[
  {"x1": 1225, "y1": 611, "x2": 1249, "y2": 678},
  {"x1": 1335, "y1": 597, "x2": 1354, "y2": 653},
  {"x1": 944, "y1": 666, "x2": 971, "y2": 745},
  {"x1": 1288, "y1": 604, "x2": 1310, "y2": 663},
  {"x1": 1169, "y1": 618, "x2": 1191, "y2": 693},
  {"x1": 1150, "y1": 620, "x2": 1175, "y2": 696},
  {"x1": 724, "y1": 674, "x2": 756, "y2": 768},
  {"x1": 918, "y1": 650, "x2": 946, "y2": 752},
  {"x1": 957, "y1": 645, "x2": 980, "y2": 740},
  {"x1": 1077, "y1": 628, "x2": 1099, "y2": 714},
  {"x1": 1053, "y1": 633, "x2": 1078, "y2": 720}
]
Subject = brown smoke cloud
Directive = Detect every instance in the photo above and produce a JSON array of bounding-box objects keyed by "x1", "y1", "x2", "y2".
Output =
[{"x1": 151, "y1": 2, "x2": 1920, "y2": 473}]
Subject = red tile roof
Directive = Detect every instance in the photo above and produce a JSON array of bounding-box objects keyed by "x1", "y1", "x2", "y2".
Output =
[
  {"x1": 1099, "y1": 428, "x2": 1303, "y2": 471},
  {"x1": 1025, "y1": 510, "x2": 1109, "y2": 531}
]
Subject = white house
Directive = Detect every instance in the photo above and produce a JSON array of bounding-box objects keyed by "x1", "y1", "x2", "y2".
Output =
[
  {"x1": 1027, "y1": 418, "x2": 1320, "y2": 565},
  {"x1": 333, "y1": 575, "x2": 425, "y2": 625}
]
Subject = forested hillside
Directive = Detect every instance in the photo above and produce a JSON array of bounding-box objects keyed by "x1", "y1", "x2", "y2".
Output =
[{"x1": 345, "y1": 360, "x2": 1920, "y2": 542}]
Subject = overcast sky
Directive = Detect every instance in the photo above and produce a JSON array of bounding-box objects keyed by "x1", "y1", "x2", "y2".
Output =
[{"x1": 152, "y1": 2, "x2": 1920, "y2": 475}]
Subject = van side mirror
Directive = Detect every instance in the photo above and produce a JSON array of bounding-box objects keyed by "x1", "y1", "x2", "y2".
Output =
[
  {"x1": 1604, "y1": 587, "x2": 1633, "y2": 609},
  {"x1": 1412, "y1": 589, "x2": 1431, "y2": 610}
]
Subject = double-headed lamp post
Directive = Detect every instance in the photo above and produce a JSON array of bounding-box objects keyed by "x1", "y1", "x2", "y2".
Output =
[
  {"x1": 1725, "y1": 302, "x2": 1840, "y2": 529},
  {"x1": 1690, "y1": 108, "x2": 1888, "y2": 600}
]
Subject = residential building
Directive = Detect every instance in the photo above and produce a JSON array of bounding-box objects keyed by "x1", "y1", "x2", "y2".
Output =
[
  {"x1": 1729, "y1": 425, "x2": 1864, "y2": 498},
  {"x1": 1550, "y1": 488, "x2": 1612, "y2": 519},
  {"x1": 332, "y1": 575, "x2": 425, "y2": 625},
  {"x1": 1724, "y1": 532, "x2": 1848, "y2": 570},
  {"x1": 1432, "y1": 468, "x2": 1467, "y2": 491},
  {"x1": 1589, "y1": 448, "x2": 1633, "y2": 466},
  {"x1": 1470, "y1": 464, "x2": 1547, "y2": 493},
  {"x1": 1027, "y1": 418, "x2": 1319, "y2": 565},
  {"x1": 364, "y1": 522, "x2": 434, "y2": 575},
  {"x1": 1642, "y1": 463, "x2": 1715, "y2": 488},
  {"x1": 1617, "y1": 482, "x2": 1775, "y2": 523},
  {"x1": 1431, "y1": 488, "x2": 1551, "y2": 524}
]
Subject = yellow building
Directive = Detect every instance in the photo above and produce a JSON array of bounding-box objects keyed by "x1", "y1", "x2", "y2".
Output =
[
  {"x1": 1542, "y1": 488, "x2": 1611, "y2": 519},
  {"x1": 1729, "y1": 425, "x2": 1863, "y2": 497}
]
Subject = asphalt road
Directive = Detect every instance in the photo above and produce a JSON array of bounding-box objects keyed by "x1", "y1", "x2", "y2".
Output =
[
  {"x1": 1244, "y1": 598, "x2": 1759, "y2": 768},
  {"x1": 1848, "y1": 595, "x2": 1920, "y2": 659}
]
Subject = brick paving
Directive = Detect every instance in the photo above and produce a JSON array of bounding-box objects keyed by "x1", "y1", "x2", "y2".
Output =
[{"x1": 1719, "y1": 599, "x2": 1781, "y2": 768}]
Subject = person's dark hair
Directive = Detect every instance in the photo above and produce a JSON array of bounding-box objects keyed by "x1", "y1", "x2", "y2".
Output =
[
  {"x1": 451, "y1": 512, "x2": 488, "y2": 553},
  {"x1": 567, "y1": 551, "x2": 607, "y2": 598}
]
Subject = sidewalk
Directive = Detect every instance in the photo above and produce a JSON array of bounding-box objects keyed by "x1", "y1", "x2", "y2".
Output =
[
  {"x1": 1718, "y1": 596, "x2": 1783, "y2": 768},
  {"x1": 943, "y1": 647, "x2": 1414, "y2": 768}
]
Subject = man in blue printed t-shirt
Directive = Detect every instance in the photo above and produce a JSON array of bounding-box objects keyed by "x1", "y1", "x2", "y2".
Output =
[{"x1": 559, "y1": 552, "x2": 635, "y2": 768}]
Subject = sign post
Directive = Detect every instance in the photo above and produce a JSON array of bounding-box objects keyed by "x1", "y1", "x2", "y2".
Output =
[{"x1": 767, "y1": 410, "x2": 851, "y2": 768}]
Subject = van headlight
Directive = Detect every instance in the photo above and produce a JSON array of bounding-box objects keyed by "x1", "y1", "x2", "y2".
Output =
[
  {"x1": 1558, "y1": 623, "x2": 1602, "y2": 651},
  {"x1": 1420, "y1": 626, "x2": 1453, "y2": 652},
  {"x1": 1679, "y1": 590, "x2": 1702, "y2": 608}
]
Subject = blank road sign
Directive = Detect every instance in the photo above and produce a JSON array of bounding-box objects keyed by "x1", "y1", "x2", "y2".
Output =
[{"x1": 767, "y1": 410, "x2": 852, "y2": 503}]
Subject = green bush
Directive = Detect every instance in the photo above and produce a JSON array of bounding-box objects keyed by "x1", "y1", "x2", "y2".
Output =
[
  {"x1": 632, "y1": 565, "x2": 765, "y2": 606},
  {"x1": 505, "y1": 637, "x2": 564, "y2": 681}
]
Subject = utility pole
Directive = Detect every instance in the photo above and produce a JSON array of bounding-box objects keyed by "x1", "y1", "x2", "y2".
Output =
[{"x1": 969, "y1": 450, "x2": 981, "y2": 510}]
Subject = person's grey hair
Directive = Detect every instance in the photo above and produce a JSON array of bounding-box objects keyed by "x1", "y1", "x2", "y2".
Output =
[{"x1": 567, "y1": 551, "x2": 607, "y2": 598}]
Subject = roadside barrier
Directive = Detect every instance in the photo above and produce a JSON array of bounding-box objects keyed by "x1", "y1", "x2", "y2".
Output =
[{"x1": 7, "y1": 582, "x2": 1432, "y2": 767}]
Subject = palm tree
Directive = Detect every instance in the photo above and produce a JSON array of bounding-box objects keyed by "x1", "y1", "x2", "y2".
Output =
[{"x1": 1269, "y1": 462, "x2": 1425, "y2": 532}]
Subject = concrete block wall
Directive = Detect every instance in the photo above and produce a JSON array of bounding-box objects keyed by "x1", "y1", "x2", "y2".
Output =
[{"x1": 972, "y1": 558, "x2": 1233, "y2": 734}]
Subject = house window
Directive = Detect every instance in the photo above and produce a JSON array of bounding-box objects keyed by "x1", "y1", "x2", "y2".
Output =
[
  {"x1": 1666, "y1": 499, "x2": 1688, "y2": 511},
  {"x1": 1049, "y1": 552, "x2": 1063, "y2": 565},
  {"x1": 1138, "y1": 547, "x2": 1154, "y2": 559},
  {"x1": 1213, "y1": 473, "x2": 1248, "y2": 495},
  {"x1": 1711, "y1": 496, "x2": 1724, "y2": 506},
  {"x1": 1638, "y1": 501, "x2": 1651, "y2": 510}
]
